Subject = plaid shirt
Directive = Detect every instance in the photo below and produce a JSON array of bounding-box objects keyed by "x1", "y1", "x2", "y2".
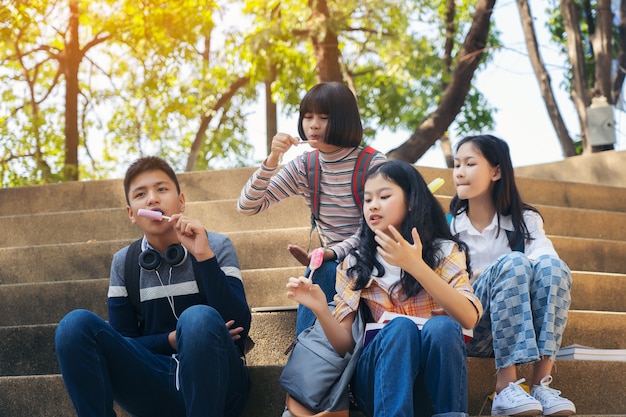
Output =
[{"x1": 333, "y1": 242, "x2": 482, "y2": 323}]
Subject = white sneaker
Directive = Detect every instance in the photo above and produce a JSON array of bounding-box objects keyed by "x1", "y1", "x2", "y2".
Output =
[
  {"x1": 530, "y1": 375, "x2": 576, "y2": 416},
  {"x1": 492, "y1": 378, "x2": 543, "y2": 416}
]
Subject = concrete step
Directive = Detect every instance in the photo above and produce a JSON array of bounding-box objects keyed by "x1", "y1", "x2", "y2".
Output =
[
  {"x1": 2, "y1": 166, "x2": 626, "y2": 217},
  {"x1": 0, "y1": 270, "x2": 623, "y2": 327},
  {"x1": 1, "y1": 359, "x2": 625, "y2": 417},
  {"x1": 0, "y1": 309, "x2": 623, "y2": 377},
  {"x1": 550, "y1": 235, "x2": 626, "y2": 274},
  {"x1": 1, "y1": 163, "x2": 624, "y2": 417},
  {"x1": 1, "y1": 229, "x2": 625, "y2": 286},
  {"x1": 2, "y1": 197, "x2": 626, "y2": 248},
  {"x1": 0, "y1": 198, "x2": 310, "y2": 248},
  {"x1": 0, "y1": 229, "x2": 314, "y2": 285},
  {"x1": 0, "y1": 167, "x2": 258, "y2": 215}
]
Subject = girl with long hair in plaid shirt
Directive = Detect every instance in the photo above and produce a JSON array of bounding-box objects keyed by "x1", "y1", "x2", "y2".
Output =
[{"x1": 287, "y1": 160, "x2": 482, "y2": 417}]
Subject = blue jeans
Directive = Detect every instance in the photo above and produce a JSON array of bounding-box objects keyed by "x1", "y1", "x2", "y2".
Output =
[
  {"x1": 55, "y1": 306, "x2": 250, "y2": 417},
  {"x1": 351, "y1": 316, "x2": 469, "y2": 417},
  {"x1": 295, "y1": 259, "x2": 339, "y2": 335},
  {"x1": 466, "y1": 252, "x2": 572, "y2": 369}
]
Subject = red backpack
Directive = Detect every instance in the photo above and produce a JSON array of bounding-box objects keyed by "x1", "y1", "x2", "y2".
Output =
[{"x1": 305, "y1": 146, "x2": 379, "y2": 225}]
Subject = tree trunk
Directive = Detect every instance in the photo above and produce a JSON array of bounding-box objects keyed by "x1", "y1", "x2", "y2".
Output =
[
  {"x1": 308, "y1": 0, "x2": 343, "y2": 83},
  {"x1": 440, "y1": 0, "x2": 455, "y2": 168},
  {"x1": 611, "y1": 0, "x2": 626, "y2": 103},
  {"x1": 589, "y1": 0, "x2": 616, "y2": 152},
  {"x1": 386, "y1": 0, "x2": 496, "y2": 163},
  {"x1": 185, "y1": 76, "x2": 250, "y2": 171},
  {"x1": 265, "y1": 65, "x2": 278, "y2": 156},
  {"x1": 516, "y1": 0, "x2": 576, "y2": 157},
  {"x1": 63, "y1": 0, "x2": 81, "y2": 181},
  {"x1": 592, "y1": 0, "x2": 613, "y2": 100},
  {"x1": 560, "y1": 0, "x2": 592, "y2": 153}
]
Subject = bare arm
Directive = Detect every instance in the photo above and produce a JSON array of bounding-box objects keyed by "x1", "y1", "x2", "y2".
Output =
[{"x1": 286, "y1": 276, "x2": 356, "y2": 356}]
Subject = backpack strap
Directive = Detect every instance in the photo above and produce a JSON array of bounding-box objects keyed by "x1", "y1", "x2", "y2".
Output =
[
  {"x1": 124, "y1": 238, "x2": 144, "y2": 323},
  {"x1": 306, "y1": 150, "x2": 321, "y2": 222},
  {"x1": 304, "y1": 147, "x2": 378, "y2": 251},
  {"x1": 306, "y1": 146, "x2": 379, "y2": 220},
  {"x1": 352, "y1": 146, "x2": 377, "y2": 210},
  {"x1": 506, "y1": 230, "x2": 525, "y2": 253}
]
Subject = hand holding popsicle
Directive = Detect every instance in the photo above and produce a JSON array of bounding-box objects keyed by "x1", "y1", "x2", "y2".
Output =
[{"x1": 137, "y1": 208, "x2": 171, "y2": 221}]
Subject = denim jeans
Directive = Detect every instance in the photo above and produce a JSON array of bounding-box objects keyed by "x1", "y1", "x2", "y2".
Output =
[
  {"x1": 466, "y1": 252, "x2": 572, "y2": 369},
  {"x1": 351, "y1": 316, "x2": 469, "y2": 417},
  {"x1": 55, "y1": 305, "x2": 250, "y2": 417},
  {"x1": 295, "y1": 259, "x2": 339, "y2": 335}
]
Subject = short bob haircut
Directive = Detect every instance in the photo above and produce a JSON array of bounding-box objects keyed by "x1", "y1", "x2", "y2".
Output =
[
  {"x1": 297, "y1": 82, "x2": 363, "y2": 148},
  {"x1": 123, "y1": 156, "x2": 181, "y2": 205}
]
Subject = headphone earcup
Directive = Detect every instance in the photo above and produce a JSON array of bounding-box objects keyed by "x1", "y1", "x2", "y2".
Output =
[
  {"x1": 164, "y1": 244, "x2": 187, "y2": 267},
  {"x1": 139, "y1": 248, "x2": 162, "y2": 271}
]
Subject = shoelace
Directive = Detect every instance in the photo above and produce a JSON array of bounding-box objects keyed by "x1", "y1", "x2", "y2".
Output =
[
  {"x1": 532, "y1": 375, "x2": 563, "y2": 399},
  {"x1": 501, "y1": 378, "x2": 535, "y2": 402}
]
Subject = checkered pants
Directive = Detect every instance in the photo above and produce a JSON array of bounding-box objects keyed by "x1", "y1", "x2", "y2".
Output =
[{"x1": 466, "y1": 252, "x2": 572, "y2": 369}]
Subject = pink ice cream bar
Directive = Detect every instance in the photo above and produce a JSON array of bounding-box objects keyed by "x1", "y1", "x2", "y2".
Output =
[
  {"x1": 137, "y1": 208, "x2": 171, "y2": 221},
  {"x1": 309, "y1": 248, "x2": 325, "y2": 271}
]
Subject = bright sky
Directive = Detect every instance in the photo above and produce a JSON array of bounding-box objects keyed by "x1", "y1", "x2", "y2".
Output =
[{"x1": 245, "y1": 0, "x2": 626, "y2": 169}]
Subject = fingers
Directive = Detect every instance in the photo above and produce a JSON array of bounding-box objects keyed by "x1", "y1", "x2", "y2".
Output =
[
  {"x1": 225, "y1": 320, "x2": 244, "y2": 341},
  {"x1": 169, "y1": 214, "x2": 202, "y2": 237},
  {"x1": 287, "y1": 245, "x2": 310, "y2": 266},
  {"x1": 272, "y1": 133, "x2": 298, "y2": 153},
  {"x1": 387, "y1": 225, "x2": 404, "y2": 243},
  {"x1": 285, "y1": 276, "x2": 313, "y2": 299},
  {"x1": 374, "y1": 227, "x2": 403, "y2": 250}
]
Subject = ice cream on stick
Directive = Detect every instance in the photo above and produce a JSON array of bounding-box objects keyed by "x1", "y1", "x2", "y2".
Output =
[
  {"x1": 137, "y1": 208, "x2": 171, "y2": 221},
  {"x1": 427, "y1": 177, "x2": 445, "y2": 194},
  {"x1": 308, "y1": 248, "x2": 325, "y2": 281}
]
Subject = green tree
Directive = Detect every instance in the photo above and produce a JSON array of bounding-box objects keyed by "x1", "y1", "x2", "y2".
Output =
[
  {"x1": 1, "y1": 0, "x2": 499, "y2": 185},
  {"x1": 1, "y1": 0, "x2": 260, "y2": 185},
  {"x1": 541, "y1": 0, "x2": 625, "y2": 154},
  {"x1": 242, "y1": 0, "x2": 498, "y2": 164},
  {"x1": 1, "y1": 0, "x2": 110, "y2": 184}
]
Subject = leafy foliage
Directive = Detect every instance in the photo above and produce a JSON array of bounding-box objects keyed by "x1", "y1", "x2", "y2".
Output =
[{"x1": 1, "y1": 0, "x2": 497, "y2": 186}]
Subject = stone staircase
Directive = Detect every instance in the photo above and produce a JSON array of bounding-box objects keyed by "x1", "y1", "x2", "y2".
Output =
[{"x1": 0, "y1": 165, "x2": 625, "y2": 417}]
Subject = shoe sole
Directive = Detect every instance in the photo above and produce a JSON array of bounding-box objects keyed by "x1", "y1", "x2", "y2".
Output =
[
  {"x1": 492, "y1": 406, "x2": 543, "y2": 416},
  {"x1": 543, "y1": 406, "x2": 577, "y2": 416}
]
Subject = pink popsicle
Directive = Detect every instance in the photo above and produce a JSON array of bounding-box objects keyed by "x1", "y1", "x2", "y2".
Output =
[
  {"x1": 137, "y1": 208, "x2": 171, "y2": 221},
  {"x1": 308, "y1": 248, "x2": 325, "y2": 280}
]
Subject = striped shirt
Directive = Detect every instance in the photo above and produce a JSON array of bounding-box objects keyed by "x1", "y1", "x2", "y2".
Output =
[
  {"x1": 237, "y1": 147, "x2": 386, "y2": 260},
  {"x1": 332, "y1": 240, "x2": 483, "y2": 323}
]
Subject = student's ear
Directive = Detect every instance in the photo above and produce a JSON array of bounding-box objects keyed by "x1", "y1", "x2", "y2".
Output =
[
  {"x1": 178, "y1": 192, "x2": 186, "y2": 212},
  {"x1": 492, "y1": 165, "x2": 502, "y2": 182},
  {"x1": 127, "y1": 206, "x2": 137, "y2": 224}
]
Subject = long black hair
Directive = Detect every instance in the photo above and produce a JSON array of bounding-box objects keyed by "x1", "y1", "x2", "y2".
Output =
[
  {"x1": 349, "y1": 160, "x2": 471, "y2": 298},
  {"x1": 449, "y1": 134, "x2": 540, "y2": 249}
]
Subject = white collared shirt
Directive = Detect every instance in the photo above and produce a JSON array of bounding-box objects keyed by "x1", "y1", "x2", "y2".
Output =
[{"x1": 450, "y1": 210, "x2": 558, "y2": 273}]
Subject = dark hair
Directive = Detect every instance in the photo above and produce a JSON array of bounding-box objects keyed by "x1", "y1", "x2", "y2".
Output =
[
  {"x1": 349, "y1": 160, "x2": 471, "y2": 298},
  {"x1": 123, "y1": 156, "x2": 181, "y2": 205},
  {"x1": 449, "y1": 134, "x2": 539, "y2": 248},
  {"x1": 297, "y1": 82, "x2": 363, "y2": 147}
]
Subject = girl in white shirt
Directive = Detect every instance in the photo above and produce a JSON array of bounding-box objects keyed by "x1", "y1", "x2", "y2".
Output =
[{"x1": 449, "y1": 135, "x2": 575, "y2": 417}]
